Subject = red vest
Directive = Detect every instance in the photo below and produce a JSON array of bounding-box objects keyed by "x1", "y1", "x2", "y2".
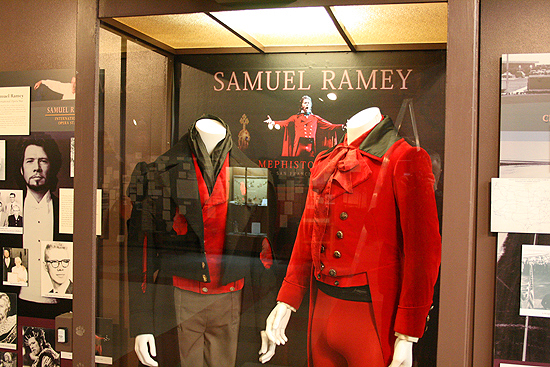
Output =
[{"x1": 172, "y1": 153, "x2": 244, "y2": 294}]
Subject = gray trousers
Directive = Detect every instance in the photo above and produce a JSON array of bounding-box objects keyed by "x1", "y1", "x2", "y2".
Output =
[{"x1": 173, "y1": 287, "x2": 243, "y2": 367}]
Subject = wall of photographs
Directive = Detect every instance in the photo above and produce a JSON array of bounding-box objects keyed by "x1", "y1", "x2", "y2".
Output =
[
  {"x1": 0, "y1": 69, "x2": 75, "y2": 367},
  {"x1": 492, "y1": 53, "x2": 550, "y2": 367}
]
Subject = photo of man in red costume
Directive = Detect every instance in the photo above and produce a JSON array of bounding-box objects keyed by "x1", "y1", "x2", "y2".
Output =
[{"x1": 264, "y1": 95, "x2": 344, "y2": 157}]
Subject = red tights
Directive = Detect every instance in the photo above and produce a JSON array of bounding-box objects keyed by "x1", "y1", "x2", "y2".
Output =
[{"x1": 310, "y1": 289, "x2": 385, "y2": 367}]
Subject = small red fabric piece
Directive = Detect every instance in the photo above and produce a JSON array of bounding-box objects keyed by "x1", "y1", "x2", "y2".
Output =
[
  {"x1": 172, "y1": 207, "x2": 188, "y2": 235},
  {"x1": 260, "y1": 237, "x2": 273, "y2": 269}
]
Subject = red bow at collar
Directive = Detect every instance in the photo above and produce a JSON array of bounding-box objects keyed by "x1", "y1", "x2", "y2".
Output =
[{"x1": 310, "y1": 145, "x2": 371, "y2": 195}]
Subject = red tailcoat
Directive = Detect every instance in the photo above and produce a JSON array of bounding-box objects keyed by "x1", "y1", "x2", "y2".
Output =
[{"x1": 277, "y1": 116, "x2": 441, "y2": 365}]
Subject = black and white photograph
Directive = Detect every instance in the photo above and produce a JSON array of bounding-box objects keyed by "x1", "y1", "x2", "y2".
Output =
[
  {"x1": 2, "y1": 247, "x2": 27, "y2": 287},
  {"x1": 22, "y1": 326, "x2": 59, "y2": 367},
  {"x1": 520, "y1": 245, "x2": 550, "y2": 318},
  {"x1": 0, "y1": 292, "x2": 17, "y2": 349},
  {"x1": 0, "y1": 190, "x2": 23, "y2": 234},
  {"x1": 0, "y1": 351, "x2": 16, "y2": 367},
  {"x1": 500, "y1": 53, "x2": 550, "y2": 179},
  {"x1": 40, "y1": 241, "x2": 72, "y2": 299}
]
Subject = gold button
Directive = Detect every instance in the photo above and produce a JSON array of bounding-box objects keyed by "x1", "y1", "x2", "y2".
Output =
[
  {"x1": 329, "y1": 269, "x2": 337, "y2": 277},
  {"x1": 317, "y1": 274, "x2": 321, "y2": 279},
  {"x1": 320, "y1": 262, "x2": 325, "y2": 270},
  {"x1": 426, "y1": 315, "x2": 430, "y2": 322},
  {"x1": 340, "y1": 212, "x2": 348, "y2": 220},
  {"x1": 230, "y1": 287, "x2": 235, "y2": 291},
  {"x1": 201, "y1": 262, "x2": 206, "y2": 269},
  {"x1": 334, "y1": 251, "x2": 341, "y2": 258},
  {"x1": 202, "y1": 287, "x2": 208, "y2": 293},
  {"x1": 334, "y1": 281, "x2": 339, "y2": 286},
  {"x1": 202, "y1": 274, "x2": 207, "y2": 282},
  {"x1": 336, "y1": 231, "x2": 344, "y2": 239},
  {"x1": 320, "y1": 245, "x2": 325, "y2": 253}
]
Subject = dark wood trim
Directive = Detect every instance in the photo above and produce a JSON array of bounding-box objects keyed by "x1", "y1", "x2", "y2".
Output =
[
  {"x1": 438, "y1": 0, "x2": 479, "y2": 366},
  {"x1": 325, "y1": 5, "x2": 356, "y2": 52},
  {"x1": 101, "y1": 18, "x2": 177, "y2": 56},
  {"x1": 74, "y1": 0, "x2": 100, "y2": 366},
  {"x1": 99, "y1": 0, "x2": 446, "y2": 18},
  {"x1": 206, "y1": 12, "x2": 266, "y2": 53}
]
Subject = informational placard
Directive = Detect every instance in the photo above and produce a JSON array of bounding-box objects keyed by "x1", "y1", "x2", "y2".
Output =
[
  {"x1": 0, "y1": 86, "x2": 30, "y2": 135},
  {"x1": 491, "y1": 178, "x2": 550, "y2": 233},
  {"x1": 59, "y1": 188, "x2": 102, "y2": 236}
]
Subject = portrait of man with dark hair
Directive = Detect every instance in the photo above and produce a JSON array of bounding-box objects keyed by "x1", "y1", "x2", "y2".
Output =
[{"x1": 15, "y1": 133, "x2": 72, "y2": 317}]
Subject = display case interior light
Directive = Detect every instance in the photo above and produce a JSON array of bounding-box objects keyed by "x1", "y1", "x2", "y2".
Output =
[
  {"x1": 330, "y1": 3, "x2": 448, "y2": 46},
  {"x1": 211, "y1": 7, "x2": 345, "y2": 47},
  {"x1": 111, "y1": 3, "x2": 447, "y2": 53}
]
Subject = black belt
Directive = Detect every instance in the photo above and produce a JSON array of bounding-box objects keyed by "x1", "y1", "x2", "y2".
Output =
[
  {"x1": 316, "y1": 279, "x2": 372, "y2": 303},
  {"x1": 298, "y1": 137, "x2": 314, "y2": 144}
]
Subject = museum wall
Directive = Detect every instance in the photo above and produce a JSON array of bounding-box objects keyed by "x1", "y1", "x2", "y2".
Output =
[
  {"x1": 476, "y1": 0, "x2": 550, "y2": 366},
  {"x1": 0, "y1": 0, "x2": 76, "y2": 72}
]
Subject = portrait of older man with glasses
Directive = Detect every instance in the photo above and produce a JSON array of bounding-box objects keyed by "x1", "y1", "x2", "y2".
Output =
[{"x1": 42, "y1": 242, "x2": 72, "y2": 297}]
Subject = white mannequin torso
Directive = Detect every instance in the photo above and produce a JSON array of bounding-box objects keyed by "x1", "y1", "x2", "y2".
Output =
[
  {"x1": 346, "y1": 107, "x2": 382, "y2": 144},
  {"x1": 195, "y1": 118, "x2": 226, "y2": 155}
]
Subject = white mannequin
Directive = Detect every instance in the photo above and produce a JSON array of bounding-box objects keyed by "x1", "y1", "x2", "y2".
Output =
[
  {"x1": 195, "y1": 118, "x2": 227, "y2": 154},
  {"x1": 134, "y1": 117, "x2": 228, "y2": 367},
  {"x1": 346, "y1": 106, "x2": 382, "y2": 144},
  {"x1": 259, "y1": 107, "x2": 416, "y2": 366}
]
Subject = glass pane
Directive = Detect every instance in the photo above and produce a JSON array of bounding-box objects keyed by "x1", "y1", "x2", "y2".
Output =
[
  {"x1": 97, "y1": 26, "x2": 171, "y2": 365},
  {"x1": 97, "y1": 22, "x2": 444, "y2": 367}
]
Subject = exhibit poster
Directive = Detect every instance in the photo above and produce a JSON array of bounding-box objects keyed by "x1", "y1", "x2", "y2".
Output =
[
  {"x1": 178, "y1": 51, "x2": 445, "y2": 262},
  {"x1": 494, "y1": 53, "x2": 550, "y2": 364}
]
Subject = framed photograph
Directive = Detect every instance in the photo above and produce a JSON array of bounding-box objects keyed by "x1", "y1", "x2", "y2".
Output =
[
  {"x1": 0, "y1": 292, "x2": 17, "y2": 350},
  {"x1": 21, "y1": 326, "x2": 59, "y2": 367},
  {"x1": 2, "y1": 247, "x2": 28, "y2": 287},
  {"x1": 0, "y1": 351, "x2": 17, "y2": 367},
  {"x1": 520, "y1": 244, "x2": 550, "y2": 317},
  {"x1": 0, "y1": 190, "x2": 23, "y2": 234},
  {"x1": 40, "y1": 241, "x2": 73, "y2": 299}
]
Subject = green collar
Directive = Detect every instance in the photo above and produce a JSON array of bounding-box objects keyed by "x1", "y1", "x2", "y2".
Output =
[{"x1": 357, "y1": 115, "x2": 402, "y2": 158}]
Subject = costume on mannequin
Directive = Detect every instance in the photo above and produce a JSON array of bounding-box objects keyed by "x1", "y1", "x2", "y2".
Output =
[
  {"x1": 260, "y1": 107, "x2": 441, "y2": 366},
  {"x1": 127, "y1": 115, "x2": 276, "y2": 367}
]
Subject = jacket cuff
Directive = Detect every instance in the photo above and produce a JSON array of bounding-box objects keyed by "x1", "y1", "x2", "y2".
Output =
[
  {"x1": 276, "y1": 279, "x2": 307, "y2": 311},
  {"x1": 393, "y1": 304, "x2": 431, "y2": 338},
  {"x1": 129, "y1": 311, "x2": 155, "y2": 337}
]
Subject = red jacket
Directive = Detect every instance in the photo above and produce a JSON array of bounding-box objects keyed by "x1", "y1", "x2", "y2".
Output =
[{"x1": 277, "y1": 116, "x2": 441, "y2": 365}]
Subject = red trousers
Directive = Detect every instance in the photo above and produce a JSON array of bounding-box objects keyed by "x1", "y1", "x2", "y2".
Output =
[{"x1": 310, "y1": 289, "x2": 385, "y2": 367}]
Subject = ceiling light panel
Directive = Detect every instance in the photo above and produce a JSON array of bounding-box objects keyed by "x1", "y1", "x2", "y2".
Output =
[
  {"x1": 211, "y1": 7, "x2": 346, "y2": 47},
  {"x1": 114, "y1": 13, "x2": 250, "y2": 49},
  {"x1": 331, "y1": 3, "x2": 447, "y2": 45}
]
